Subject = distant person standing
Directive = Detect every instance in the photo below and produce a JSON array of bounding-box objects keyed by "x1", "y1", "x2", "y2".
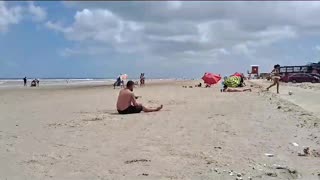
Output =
[
  {"x1": 120, "y1": 74, "x2": 125, "y2": 88},
  {"x1": 140, "y1": 73, "x2": 145, "y2": 86},
  {"x1": 23, "y1": 77, "x2": 27, "y2": 86},
  {"x1": 140, "y1": 73, "x2": 143, "y2": 86},
  {"x1": 36, "y1": 79, "x2": 40, "y2": 87}
]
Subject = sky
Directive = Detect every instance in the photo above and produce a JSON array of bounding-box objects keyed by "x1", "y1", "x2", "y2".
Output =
[{"x1": 1, "y1": 1, "x2": 320, "y2": 79}]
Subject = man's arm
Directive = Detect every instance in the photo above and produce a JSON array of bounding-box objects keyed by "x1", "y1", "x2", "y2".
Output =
[
  {"x1": 131, "y1": 93, "x2": 140, "y2": 106},
  {"x1": 270, "y1": 69, "x2": 275, "y2": 74}
]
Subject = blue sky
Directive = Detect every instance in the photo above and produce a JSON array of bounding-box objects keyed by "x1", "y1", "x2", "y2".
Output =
[{"x1": 1, "y1": 1, "x2": 320, "y2": 78}]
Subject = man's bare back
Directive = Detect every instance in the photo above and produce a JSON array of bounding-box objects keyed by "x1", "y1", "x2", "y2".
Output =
[{"x1": 116, "y1": 89, "x2": 137, "y2": 111}]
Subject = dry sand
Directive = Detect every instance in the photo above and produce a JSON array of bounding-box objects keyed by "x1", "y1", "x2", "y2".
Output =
[
  {"x1": 251, "y1": 80, "x2": 320, "y2": 117},
  {"x1": 0, "y1": 80, "x2": 320, "y2": 179}
]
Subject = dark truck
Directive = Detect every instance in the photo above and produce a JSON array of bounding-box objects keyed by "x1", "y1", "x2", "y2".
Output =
[
  {"x1": 279, "y1": 62, "x2": 320, "y2": 75},
  {"x1": 280, "y1": 63, "x2": 320, "y2": 75},
  {"x1": 279, "y1": 63, "x2": 320, "y2": 82},
  {"x1": 281, "y1": 73, "x2": 320, "y2": 83},
  {"x1": 280, "y1": 66, "x2": 312, "y2": 75}
]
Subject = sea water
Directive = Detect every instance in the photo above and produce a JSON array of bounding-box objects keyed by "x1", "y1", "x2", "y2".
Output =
[{"x1": 0, "y1": 78, "x2": 115, "y2": 88}]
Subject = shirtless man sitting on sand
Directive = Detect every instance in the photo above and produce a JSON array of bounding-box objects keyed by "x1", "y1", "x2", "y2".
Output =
[
  {"x1": 117, "y1": 80, "x2": 163, "y2": 114},
  {"x1": 223, "y1": 85, "x2": 252, "y2": 92}
]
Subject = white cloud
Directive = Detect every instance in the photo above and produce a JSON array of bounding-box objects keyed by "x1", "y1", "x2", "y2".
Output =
[
  {"x1": 46, "y1": 9, "x2": 143, "y2": 44},
  {"x1": 0, "y1": 1, "x2": 23, "y2": 32},
  {"x1": 48, "y1": 2, "x2": 320, "y2": 69},
  {"x1": 0, "y1": 1, "x2": 48, "y2": 33},
  {"x1": 47, "y1": 11, "x2": 296, "y2": 59},
  {"x1": 61, "y1": 1, "x2": 320, "y2": 30},
  {"x1": 28, "y1": 1, "x2": 47, "y2": 22},
  {"x1": 46, "y1": 8, "x2": 150, "y2": 56}
]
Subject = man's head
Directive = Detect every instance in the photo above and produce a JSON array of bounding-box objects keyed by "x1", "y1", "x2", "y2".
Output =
[{"x1": 126, "y1": 80, "x2": 135, "y2": 91}]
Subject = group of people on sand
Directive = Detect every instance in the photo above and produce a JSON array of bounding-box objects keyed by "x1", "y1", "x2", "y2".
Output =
[
  {"x1": 23, "y1": 77, "x2": 39, "y2": 87},
  {"x1": 115, "y1": 73, "x2": 251, "y2": 115},
  {"x1": 115, "y1": 64, "x2": 281, "y2": 115},
  {"x1": 221, "y1": 64, "x2": 281, "y2": 93},
  {"x1": 114, "y1": 73, "x2": 146, "y2": 89},
  {"x1": 222, "y1": 64, "x2": 281, "y2": 93},
  {"x1": 195, "y1": 82, "x2": 211, "y2": 88}
]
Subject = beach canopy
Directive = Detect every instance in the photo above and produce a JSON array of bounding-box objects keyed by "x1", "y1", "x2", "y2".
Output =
[
  {"x1": 233, "y1": 72, "x2": 243, "y2": 77},
  {"x1": 202, "y1": 72, "x2": 221, "y2": 85},
  {"x1": 224, "y1": 76, "x2": 241, "y2": 87}
]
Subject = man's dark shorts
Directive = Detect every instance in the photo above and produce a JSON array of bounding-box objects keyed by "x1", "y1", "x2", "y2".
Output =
[{"x1": 118, "y1": 105, "x2": 143, "y2": 114}]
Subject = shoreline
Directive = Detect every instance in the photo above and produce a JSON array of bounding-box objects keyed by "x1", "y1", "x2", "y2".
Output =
[{"x1": 0, "y1": 79, "x2": 192, "y2": 91}]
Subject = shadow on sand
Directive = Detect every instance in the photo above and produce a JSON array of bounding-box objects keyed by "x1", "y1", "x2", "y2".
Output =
[{"x1": 107, "y1": 112, "x2": 121, "y2": 115}]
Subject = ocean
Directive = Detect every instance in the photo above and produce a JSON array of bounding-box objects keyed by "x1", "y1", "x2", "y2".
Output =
[
  {"x1": 0, "y1": 78, "x2": 179, "y2": 88},
  {"x1": 0, "y1": 78, "x2": 116, "y2": 88}
]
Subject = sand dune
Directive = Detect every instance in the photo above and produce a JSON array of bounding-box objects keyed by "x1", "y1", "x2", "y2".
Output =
[{"x1": 0, "y1": 81, "x2": 319, "y2": 179}]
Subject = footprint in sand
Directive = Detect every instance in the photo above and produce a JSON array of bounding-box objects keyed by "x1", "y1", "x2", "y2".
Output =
[
  {"x1": 77, "y1": 111, "x2": 91, "y2": 114},
  {"x1": 124, "y1": 159, "x2": 151, "y2": 164},
  {"x1": 82, "y1": 117, "x2": 103, "y2": 122}
]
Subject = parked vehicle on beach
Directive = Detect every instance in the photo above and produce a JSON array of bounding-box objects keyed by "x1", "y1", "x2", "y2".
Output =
[
  {"x1": 279, "y1": 62, "x2": 320, "y2": 76},
  {"x1": 280, "y1": 74, "x2": 290, "y2": 82},
  {"x1": 311, "y1": 73, "x2": 320, "y2": 79},
  {"x1": 283, "y1": 73, "x2": 320, "y2": 83}
]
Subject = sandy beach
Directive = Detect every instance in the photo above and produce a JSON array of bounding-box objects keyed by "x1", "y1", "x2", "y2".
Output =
[{"x1": 0, "y1": 80, "x2": 319, "y2": 179}]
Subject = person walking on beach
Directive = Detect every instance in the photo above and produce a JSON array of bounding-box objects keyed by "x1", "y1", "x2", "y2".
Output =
[
  {"x1": 266, "y1": 64, "x2": 281, "y2": 94},
  {"x1": 116, "y1": 80, "x2": 163, "y2": 114},
  {"x1": 23, "y1": 77, "x2": 27, "y2": 86}
]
